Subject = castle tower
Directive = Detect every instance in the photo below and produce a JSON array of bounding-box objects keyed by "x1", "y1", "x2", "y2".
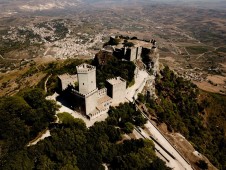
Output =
[
  {"x1": 106, "y1": 77, "x2": 126, "y2": 105},
  {"x1": 76, "y1": 63, "x2": 97, "y2": 94}
]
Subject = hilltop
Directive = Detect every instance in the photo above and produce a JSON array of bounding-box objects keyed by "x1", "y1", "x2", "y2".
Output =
[
  {"x1": 1, "y1": 36, "x2": 225, "y2": 169},
  {"x1": 1, "y1": 1, "x2": 226, "y2": 94}
]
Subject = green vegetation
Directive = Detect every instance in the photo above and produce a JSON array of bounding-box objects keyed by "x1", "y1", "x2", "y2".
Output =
[
  {"x1": 138, "y1": 66, "x2": 200, "y2": 137},
  {"x1": 107, "y1": 103, "x2": 147, "y2": 131},
  {"x1": 186, "y1": 46, "x2": 210, "y2": 55},
  {"x1": 0, "y1": 89, "x2": 169, "y2": 170},
  {"x1": 57, "y1": 112, "x2": 77, "y2": 125},
  {"x1": 36, "y1": 59, "x2": 90, "y2": 95},
  {"x1": 54, "y1": 22, "x2": 69, "y2": 40},
  {"x1": 0, "y1": 88, "x2": 58, "y2": 167},
  {"x1": 216, "y1": 47, "x2": 226, "y2": 53},
  {"x1": 124, "y1": 41, "x2": 135, "y2": 47},
  {"x1": 18, "y1": 29, "x2": 41, "y2": 41},
  {"x1": 138, "y1": 66, "x2": 226, "y2": 169},
  {"x1": 104, "y1": 37, "x2": 121, "y2": 46},
  {"x1": 94, "y1": 58, "x2": 136, "y2": 88},
  {"x1": 198, "y1": 92, "x2": 226, "y2": 169},
  {"x1": 128, "y1": 77, "x2": 135, "y2": 87},
  {"x1": 35, "y1": 20, "x2": 68, "y2": 41},
  {"x1": 196, "y1": 160, "x2": 208, "y2": 170},
  {"x1": 0, "y1": 41, "x2": 29, "y2": 55}
]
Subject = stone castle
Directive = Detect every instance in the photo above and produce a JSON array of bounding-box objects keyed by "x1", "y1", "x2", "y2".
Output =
[
  {"x1": 58, "y1": 63, "x2": 126, "y2": 119},
  {"x1": 58, "y1": 36, "x2": 159, "y2": 119}
]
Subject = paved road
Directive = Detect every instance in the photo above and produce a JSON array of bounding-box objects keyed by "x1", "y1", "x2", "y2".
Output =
[
  {"x1": 126, "y1": 69, "x2": 149, "y2": 102},
  {"x1": 136, "y1": 106, "x2": 193, "y2": 170}
]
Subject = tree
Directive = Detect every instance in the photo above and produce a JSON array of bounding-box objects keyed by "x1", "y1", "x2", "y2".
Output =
[
  {"x1": 124, "y1": 122, "x2": 134, "y2": 133},
  {"x1": 57, "y1": 112, "x2": 86, "y2": 127},
  {"x1": 124, "y1": 42, "x2": 135, "y2": 47},
  {"x1": 196, "y1": 160, "x2": 208, "y2": 170},
  {"x1": 138, "y1": 93, "x2": 145, "y2": 103},
  {"x1": 22, "y1": 88, "x2": 46, "y2": 109}
]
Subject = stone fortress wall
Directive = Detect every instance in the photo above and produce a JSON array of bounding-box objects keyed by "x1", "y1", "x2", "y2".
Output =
[
  {"x1": 97, "y1": 88, "x2": 107, "y2": 99},
  {"x1": 110, "y1": 35, "x2": 157, "y2": 63},
  {"x1": 58, "y1": 74, "x2": 78, "y2": 91},
  {"x1": 84, "y1": 89, "x2": 98, "y2": 115},
  {"x1": 58, "y1": 35, "x2": 159, "y2": 119},
  {"x1": 62, "y1": 63, "x2": 126, "y2": 119},
  {"x1": 123, "y1": 46, "x2": 143, "y2": 61}
]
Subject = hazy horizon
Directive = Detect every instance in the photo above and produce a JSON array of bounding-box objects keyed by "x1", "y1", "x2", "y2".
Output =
[{"x1": 0, "y1": 0, "x2": 226, "y2": 14}]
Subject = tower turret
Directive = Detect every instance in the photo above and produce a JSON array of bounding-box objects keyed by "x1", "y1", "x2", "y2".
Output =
[
  {"x1": 106, "y1": 77, "x2": 126, "y2": 105},
  {"x1": 76, "y1": 63, "x2": 97, "y2": 94}
]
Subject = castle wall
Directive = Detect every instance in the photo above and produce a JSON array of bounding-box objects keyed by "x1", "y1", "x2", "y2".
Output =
[
  {"x1": 112, "y1": 82, "x2": 126, "y2": 105},
  {"x1": 88, "y1": 107, "x2": 108, "y2": 119},
  {"x1": 124, "y1": 47, "x2": 142, "y2": 61},
  {"x1": 98, "y1": 88, "x2": 107, "y2": 99},
  {"x1": 130, "y1": 47, "x2": 137, "y2": 61},
  {"x1": 57, "y1": 74, "x2": 78, "y2": 92},
  {"x1": 112, "y1": 48, "x2": 124, "y2": 60},
  {"x1": 72, "y1": 88, "x2": 98, "y2": 116},
  {"x1": 71, "y1": 90, "x2": 86, "y2": 114},
  {"x1": 136, "y1": 47, "x2": 142, "y2": 60},
  {"x1": 85, "y1": 90, "x2": 98, "y2": 115}
]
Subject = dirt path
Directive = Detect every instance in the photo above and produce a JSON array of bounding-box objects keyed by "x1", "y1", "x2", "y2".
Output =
[{"x1": 44, "y1": 74, "x2": 52, "y2": 93}]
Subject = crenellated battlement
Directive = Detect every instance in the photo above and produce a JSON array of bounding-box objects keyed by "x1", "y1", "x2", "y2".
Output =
[
  {"x1": 76, "y1": 63, "x2": 96, "y2": 73},
  {"x1": 71, "y1": 88, "x2": 86, "y2": 98},
  {"x1": 72, "y1": 88, "x2": 98, "y2": 98},
  {"x1": 107, "y1": 77, "x2": 126, "y2": 85},
  {"x1": 66, "y1": 60, "x2": 128, "y2": 119},
  {"x1": 88, "y1": 107, "x2": 109, "y2": 118},
  {"x1": 98, "y1": 88, "x2": 107, "y2": 98}
]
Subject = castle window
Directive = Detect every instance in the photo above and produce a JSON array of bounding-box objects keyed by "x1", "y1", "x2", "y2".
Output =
[{"x1": 83, "y1": 83, "x2": 84, "y2": 85}]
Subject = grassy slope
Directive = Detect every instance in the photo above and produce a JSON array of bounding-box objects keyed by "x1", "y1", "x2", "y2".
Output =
[
  {"x1": 142, "y1": 66, "x2": 226, "y2": 169},
  {"x1": 198, "y1": 91, "x2": 226, "y2": 169}
]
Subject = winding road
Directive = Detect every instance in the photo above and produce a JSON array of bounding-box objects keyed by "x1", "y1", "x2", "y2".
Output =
[{"x1": 136, "y1": 105, "x2": 193, "y2": 170}]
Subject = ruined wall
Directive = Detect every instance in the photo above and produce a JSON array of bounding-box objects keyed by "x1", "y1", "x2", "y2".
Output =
[
  {"x1": 130, "y1": 47, "x2": 137, "y2": 61},
  {"x1": 123, "y1": 47, "x2": 142, "y2": 61},
  {"x1": 136, "y1": 47, "x2": 142, "y2": 60},
  {"x1": 125, "y1": 47, "x2": 136, "y2": 61}
]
